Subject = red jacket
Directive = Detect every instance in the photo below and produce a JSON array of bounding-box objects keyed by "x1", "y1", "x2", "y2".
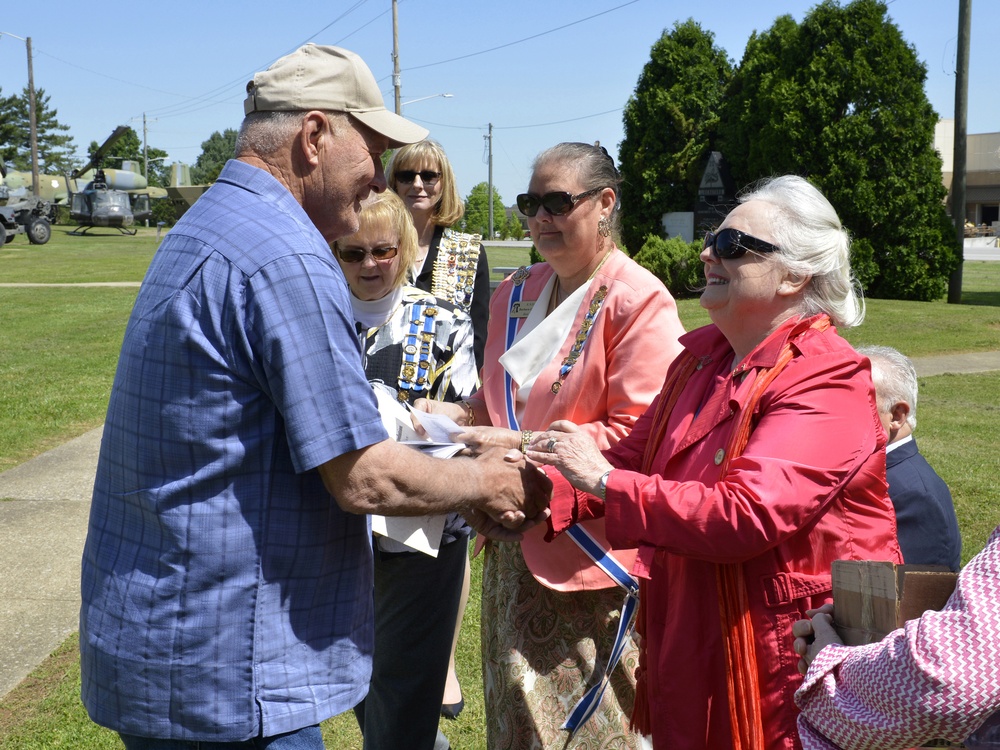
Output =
[{"x1": 548, "y1": 315, "x2": 901, "y2": 748}]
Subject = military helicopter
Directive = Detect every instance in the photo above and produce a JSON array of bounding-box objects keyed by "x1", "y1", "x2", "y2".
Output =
[{"x1": 69, "y1": 126, "x2": 152, "y2": 235}]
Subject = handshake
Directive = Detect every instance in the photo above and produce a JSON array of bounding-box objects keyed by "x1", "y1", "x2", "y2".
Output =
[{"x1": 461, "y1": 447, "x2": 553, "y2": 541}]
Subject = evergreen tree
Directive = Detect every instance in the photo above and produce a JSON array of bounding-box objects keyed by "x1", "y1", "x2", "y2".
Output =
[
  {"x1": 463, "y1": 182, "x2": 505, "y2": 238},
  {"x1": 0, "y1": 87, "x2": 19, "y2": 167},
  {"x1": 506, "y1": 210, "x2": 525, "y2": 241},
  {"x1": 618, "y1": 20, "x2": 733, "y2": 253},
  {"x1": 5, "y1": 87, "x2": 76, "y2": 174},
  {"x1": 718, "y1": 0, "x2": 957, "y2": 300},
  {"x1": 192, "y1": 129, "x2": 239, "y2": 184}
]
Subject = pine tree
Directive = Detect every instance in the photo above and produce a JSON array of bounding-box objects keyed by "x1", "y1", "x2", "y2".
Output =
[
  {"x1": 618, "y1": 20, "x2": 733, "y2": 253},
  {"x1": 463, "y1": 182, "x2": 505, "y2": 238},
  {"x1": 192, "y1": 129, "x2": 239, "y2": 184},
  {"x1": 6, "y1": 87, "x2": 76, "y2": 174},
  {"x1": 718, "y1": 0, "x2": 957, "y2": 300}
]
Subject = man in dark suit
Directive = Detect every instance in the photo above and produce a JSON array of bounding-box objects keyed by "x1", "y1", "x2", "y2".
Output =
[{"x1": 859, "y1": 345, "x2": 962, "y2": 571}]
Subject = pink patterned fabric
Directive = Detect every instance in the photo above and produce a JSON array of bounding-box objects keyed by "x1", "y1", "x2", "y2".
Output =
[{"x1": 795, "y1": 525, "x2": 1000, "y2": 749}]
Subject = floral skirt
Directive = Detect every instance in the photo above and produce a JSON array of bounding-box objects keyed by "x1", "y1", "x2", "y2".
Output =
[{"x1": 481, "y1": 540, "x2": 641, "y2": 750}]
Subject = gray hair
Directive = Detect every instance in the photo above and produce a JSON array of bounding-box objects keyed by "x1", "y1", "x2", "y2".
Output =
[
  {"x1": 532, "y1": 142, "x2": 623, "y2": 239},
  {"x1": 856, "y1": 344, "x2": 919, "y2": 430},
  {"x1": 235, "y1": 110, "x2": 350, "y2": 157},
  {"x1": 738, "y1": 175, "x2": 865, "y2": 328}
]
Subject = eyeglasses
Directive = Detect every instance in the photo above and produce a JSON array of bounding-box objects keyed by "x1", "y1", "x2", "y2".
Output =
[
  {"x1": 703, "y1": 228, "x2": 781, "y2": 259},
  {"x1": 335, "y1": 246, "x2": 399, "y2": 263},
  {"x1": 395, "y1": 170, "x2": 441, "y2": 185},
  {"x1": 516, "y1": 187, "x2": 604, "y2": 217}
]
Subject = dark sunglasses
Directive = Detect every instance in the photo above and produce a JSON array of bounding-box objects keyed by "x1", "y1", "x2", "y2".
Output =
[
  {"x1": 703, "y1": 228, "x2": 781, "y2": 259},
  {"x1": 395, "y1": 170, "x2": 441, "y2": 185},
  {"x1": 516, "y1": 187, "x2": 604, "y2": 217},
  {"x1": 336, "y1": 246, "x2": 399, "y2": 263}
]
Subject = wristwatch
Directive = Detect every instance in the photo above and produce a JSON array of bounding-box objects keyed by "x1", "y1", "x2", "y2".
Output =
[{"x1": 598, "y1": 469, "x2": 612, "y2": 500}]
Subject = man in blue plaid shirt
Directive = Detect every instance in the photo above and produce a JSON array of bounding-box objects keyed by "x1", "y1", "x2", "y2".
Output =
[{"x1": 79, "y1": 45, "x2": 550, "y2": 750}]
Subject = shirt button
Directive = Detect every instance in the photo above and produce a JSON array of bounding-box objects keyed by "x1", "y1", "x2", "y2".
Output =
[{"x1": 714, "y1": 448, "x2": 726, "y2": 465}]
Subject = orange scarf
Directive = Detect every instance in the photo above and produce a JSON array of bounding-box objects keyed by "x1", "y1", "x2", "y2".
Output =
[{"x1": 631, "y1": 316, "x2": 830, "y2": 748}]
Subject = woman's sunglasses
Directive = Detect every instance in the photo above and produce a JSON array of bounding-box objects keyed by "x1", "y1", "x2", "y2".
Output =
[
  {"x1": 703, "y1": 228, "x2": 781, "y2": 259},
  {"x1": 335, "y1": 246, "x2": 399, "y2": 263},
  {"x1": 395, "y1": 170, "x2": 441, "y2": 185},
  {"x1": 516, "y1": 187, "x2": 604, "y2": 217}
]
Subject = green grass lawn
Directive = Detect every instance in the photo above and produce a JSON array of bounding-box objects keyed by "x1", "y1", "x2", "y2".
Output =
[{"x1": 1, "y1": 231, "x2": 998, "y2": 748}]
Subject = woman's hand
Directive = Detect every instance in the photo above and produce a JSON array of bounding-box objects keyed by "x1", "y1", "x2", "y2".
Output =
[
  {"x1": 525, "y1": 420, "x2": 612, "y2": 497},
  {"x1": 791, "y1": 603, "x2": 841, "y2": 675},
  {"x1": 463, "y1": 447, "x2": 551, "y2": 541},
  {"x1": 410, "y1": 398, "x2": 470, "y2": 439},
  {"x1": 463, "y1": 506, "x2": 552, "y2": 542},
  {"x1": 411, "y1": 398, "x2": 466, "y2": 422},
  {"x1": 453, "y1": 426, "x2": 521, "y2": 457}
]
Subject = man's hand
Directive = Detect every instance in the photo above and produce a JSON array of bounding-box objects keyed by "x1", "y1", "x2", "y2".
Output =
[
  {"x1": 471, "y1": 448, "x2": 552, "y2": 532},
  {"x1": 463, "y1": 506, "x2": 552, "y2": 542}
]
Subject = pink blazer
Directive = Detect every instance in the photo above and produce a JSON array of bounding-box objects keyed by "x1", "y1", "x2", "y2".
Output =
[{"x1": 473, "y1": 248, "x2": 685, "y2": 591}]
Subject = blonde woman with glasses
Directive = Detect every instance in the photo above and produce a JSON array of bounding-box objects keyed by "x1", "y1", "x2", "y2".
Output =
[
  {"x1": 388, "y1": 139, "x2": 491, "y2": 722},
  {"x1": 333, "y1": 190, "x2": 478, "y2": 750},
  {"x1": 388, "y1": 139, "x2": 491, "y2": 372}
]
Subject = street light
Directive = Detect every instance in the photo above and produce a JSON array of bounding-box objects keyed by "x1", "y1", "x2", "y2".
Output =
[
  {"x1": 0, "y1": 31, "x2": 38, "y2": 197},
  {"x1": 401, "y1": 93, "x2": 454, "y2": 109}
]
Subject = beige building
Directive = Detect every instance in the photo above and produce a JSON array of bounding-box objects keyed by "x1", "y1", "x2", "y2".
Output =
[{"x1": 935, "y1": 119, "x2": 1000, "y2": 232}]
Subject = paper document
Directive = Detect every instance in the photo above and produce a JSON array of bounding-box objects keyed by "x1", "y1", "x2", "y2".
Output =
[
  {"x1": 407, "y1": 408, "x2": 465, "y2": 444},
  {"x1": 367, "y1": 384, "x2": 466, "y2": 556},
  {"x1": 370, "y1": 514, "x2": 447, "y2": 558}
]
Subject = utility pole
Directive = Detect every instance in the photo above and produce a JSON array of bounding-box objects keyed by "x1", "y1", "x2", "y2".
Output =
[
  {"x1": 486, "y1": 123, "x2": 494, "y2": 240},
  {"x1": 143, "y1": 113, "x2": 149, "y2": 181},
  {"x1": 948, "y1": 0, "x2": 972, "y2": 304},
  {"x1": 392, "y1": 0, "x2": 401, "y2": 115},
  {"x1": 1, "y1": 32, "x2": 40, "y2": 195},
  {"x1": 26, "y1": 36, "x2": 38, "y2": 197}
]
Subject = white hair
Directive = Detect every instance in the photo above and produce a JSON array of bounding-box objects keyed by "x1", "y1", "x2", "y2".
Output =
[
  {"x1": 856, "y1": 344, "x2": 919, "y2": 430},
  {"x1": 739, "y1": 175, "x2": 865, "y2": 328},
  {"x1": 235, "y1": 111, "x2": 350, "y2": 157}
]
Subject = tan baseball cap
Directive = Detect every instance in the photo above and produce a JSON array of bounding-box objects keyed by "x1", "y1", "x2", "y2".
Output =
[{"x1": 243, "y1": 44, "x2": 428, "y2": 147}]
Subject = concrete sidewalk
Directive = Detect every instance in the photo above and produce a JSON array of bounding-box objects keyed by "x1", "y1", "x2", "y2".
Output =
[
  {"x1": 0, "y1": 427, "x2": 102, "y2": 698},
  {"x1": 2, "y1": 351, "x2": 999, "y2": 702}
]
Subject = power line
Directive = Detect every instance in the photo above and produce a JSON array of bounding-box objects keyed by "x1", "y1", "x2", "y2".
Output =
[
  {"x1": 407, "y1": 107, "x2": 623, "y2": 133},
  {"x1": 401, "y1": 0, "x2": 640, "y2": 72}
]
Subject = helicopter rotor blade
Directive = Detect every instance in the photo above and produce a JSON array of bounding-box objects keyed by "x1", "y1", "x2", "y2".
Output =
[{"x1": 71, "y1": 125, "x2": 131, "y2": 179}]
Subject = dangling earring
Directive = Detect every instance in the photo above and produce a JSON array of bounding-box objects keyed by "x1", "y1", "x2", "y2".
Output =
[{"x1": 598, "y1": 216, "x2": 611, "y2": 237}]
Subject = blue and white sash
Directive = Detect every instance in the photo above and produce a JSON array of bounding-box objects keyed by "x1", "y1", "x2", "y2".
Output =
[{"x1": 503, "y1": 268, "x2": 640, "y2": 738}]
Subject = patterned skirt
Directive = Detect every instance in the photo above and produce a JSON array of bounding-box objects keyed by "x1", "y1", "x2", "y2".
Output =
[{"x1": 481, "y1": 540, "x2": 642, "y2": 750}]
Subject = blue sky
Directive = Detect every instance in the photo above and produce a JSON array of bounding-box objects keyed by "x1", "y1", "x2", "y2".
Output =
[{"x1": 1, "y1": 0, "x2": 994, "y2": 205}]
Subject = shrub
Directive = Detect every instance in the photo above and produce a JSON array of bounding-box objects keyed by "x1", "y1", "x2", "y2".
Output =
[{"x1": 632, "y1": 234, "x2": 704, "y2": 299}]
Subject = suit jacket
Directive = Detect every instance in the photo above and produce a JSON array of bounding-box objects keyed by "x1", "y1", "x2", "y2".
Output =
[
  {"x1": 887, "y1": 437, "x2": 962, "y2": 571},
  {"x1": 472, "y1": 248, "x2": 686, "y2": 590}
]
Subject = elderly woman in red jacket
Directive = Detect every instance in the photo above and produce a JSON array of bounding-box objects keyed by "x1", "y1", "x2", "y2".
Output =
[{"x1": 528, "y1": 175, "x2": 901, "y2": 750}]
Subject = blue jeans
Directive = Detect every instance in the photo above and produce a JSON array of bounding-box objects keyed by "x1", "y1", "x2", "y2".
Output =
[{"x1": 119, "y1": 725, "x2": 324, "y2": 750}]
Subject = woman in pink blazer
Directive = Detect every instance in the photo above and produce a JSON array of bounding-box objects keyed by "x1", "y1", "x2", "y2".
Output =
[{"x1": 417, "y1": 142, "x2": 685, "y2": 749}]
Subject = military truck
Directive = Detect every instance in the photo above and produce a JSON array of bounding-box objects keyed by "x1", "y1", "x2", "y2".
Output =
[{"x1": 1, "y1": 183, "x2": 53, "y2": 245}]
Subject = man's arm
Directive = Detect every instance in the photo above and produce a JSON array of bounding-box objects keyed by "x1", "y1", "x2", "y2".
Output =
[{"x1": 317, "y1": 439, "x2": 551, "y2": 527}]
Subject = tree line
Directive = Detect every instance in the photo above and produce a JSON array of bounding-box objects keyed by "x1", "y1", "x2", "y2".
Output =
[
  {"x1": 2, "y1": 0, "x2": 961, "y2": 299},
  {"x1": 618, "y1": 0, "x2": 958, "y2": 302}
]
